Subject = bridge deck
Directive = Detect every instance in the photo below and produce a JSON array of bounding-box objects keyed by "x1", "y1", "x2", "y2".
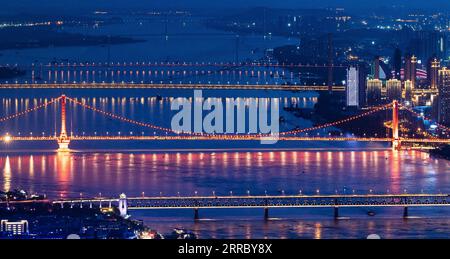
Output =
[
  {"x1": 53, "y1": 194, "x2": 450, "y2": 209},
  {"x1": 0, "y1": 83, "x2": 345, "y2": 91},
  {"x1": 3, "y1": 136, "x2": 449, "y2": 144}
]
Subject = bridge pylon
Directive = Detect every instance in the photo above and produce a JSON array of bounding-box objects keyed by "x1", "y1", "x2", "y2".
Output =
[
  {"x1": 119, "y1": 193, "x2": 128, "y2": 218},
  {"x1": 392, "y1": 100, "x2": 401, "y2": 151},
  {"x1": 57, "y1": 95, "x2": 71, "y2": 152}
]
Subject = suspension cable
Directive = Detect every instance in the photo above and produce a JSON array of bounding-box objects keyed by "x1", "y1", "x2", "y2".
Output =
[
  {"x1": 66, "y1": 95, "x2": 391, "y2": 138},
  {"x1": 66, "y1": 96, "x2": 180, "y2": 134},
  {"x1": 0, "y1": 96, "x2": 62, "y2": 123},
  {"x1": 278, "y1": 103, "x2": 392, "y2": 136},
  {"x1": 399, "y1": 104, "x2": 450, "y2": 133}
]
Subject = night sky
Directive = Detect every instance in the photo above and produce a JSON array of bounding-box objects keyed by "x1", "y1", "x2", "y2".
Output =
[{"x1": 2, "y1": 0, "x2": 449, "y2": 15}]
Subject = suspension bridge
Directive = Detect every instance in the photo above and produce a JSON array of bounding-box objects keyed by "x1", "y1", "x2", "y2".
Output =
[{"x1": 0, "y1": 95, "x2": 449, "y2": 151}]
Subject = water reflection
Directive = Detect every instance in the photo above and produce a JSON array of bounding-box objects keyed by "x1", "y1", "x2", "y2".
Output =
[
  {"x1": 1, "y1": 149, "x2": 448, "y2": 239},
  {"x1": 2, "y1": 156, "x2": 11, "y2": 191},
  {"x1": 0, "y1": 96, "x2": 317, "y2": 138},
  {"x1": 0, "y1": 150, "x2": 448, "y2": 198}
]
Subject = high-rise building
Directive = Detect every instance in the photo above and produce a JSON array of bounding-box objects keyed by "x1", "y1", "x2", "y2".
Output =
[
  {"x1": 358, "y1": 64, "x2": 368, "y2": 107},
  {"x1": 327, "y1": 33, "x2": 334, "y2": 93},
  {"x1": 366, "y1": 79, "x2": 382, "y2": 106},
  {"x1": 430, "y1": 58, "x2": 440, "y2": 89},
  {"x1": 1, "y1": 220, "x2": 29, "y2": 236},
  {"x1": 346, "y1": 66, "x2": 359, "y2": 107},
  {"x1": 404, "y1": 80, "x2": 413, "y2": 102},
  {"x1": 392, "y1": 48, "x2": 402, "y2": 80},
  {"x1": 404, "y1": 54, "x2": 412, "y2": 82},
  {"x1": 431, "y1": 94, "x2": 439, "y2": 121},
  {"x1": 404, "y1": 54, "x2": 417, "y2": 88},
  {"x1": 411, "y1": 55, "x2": 417, "y2": 88},
  {"x1": 438, "y1": 67, "x2": 450, "y2": 126},
  {"x1": 386, "y1": 79, "x2": 402, "y2": 102},
  {"x1": 346, "y1": 65, "x2": 367, "y2": 108},
  {"x1": 373, "y1": 56, "x2": 380, "y2": 80}
]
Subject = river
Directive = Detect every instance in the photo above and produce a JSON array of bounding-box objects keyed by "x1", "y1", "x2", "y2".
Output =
[{"x1": 0, "y1": 14, "x2": 449, "y2": 239}]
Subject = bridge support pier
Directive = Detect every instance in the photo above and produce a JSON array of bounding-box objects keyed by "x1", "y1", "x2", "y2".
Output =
[
  {"x1": 57, "y1": 139, "x2": 71, "y2": 152},
  {"x1": 334, "y1": 207, "x2": 339, "y2": 219},
  {"x1": 403, "y1": 207, "x2": 408, "y2": 219},
  {"x1": 264, "y1": 208, "x2": 269, "y2": 220},
  {"x1": 119, "y1": 193, "x2": 128, "y2": 218},
  {"x1": 57, "y1": 95, "x2": 71, "y2": 152},
  {"x1": 392, "y1": 100, "x2": 401, "y2": 151},
  {"x1": 194, "y1": 208, "x2": 199, "y2": 220}
]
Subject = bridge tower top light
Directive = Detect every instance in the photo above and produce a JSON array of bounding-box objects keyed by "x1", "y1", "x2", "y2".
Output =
[{"x1": 57, "y1": 94, "x2": 70, "y2": 152}]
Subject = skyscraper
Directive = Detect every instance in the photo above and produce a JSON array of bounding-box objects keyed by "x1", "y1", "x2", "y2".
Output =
[
  {"x1": 386, "y1": 79, "x2": 402, "y2": 102},
  {"x1": 373, "y1": 56, "x2": 380, "y2": 80},
  {"x1": 366, "y1": 79, "x2": 382, "y2": 106},
  {"x1": 404, "y1": 54, "x2": 417, "y2": 88},
  {"x1": 393, "y1": 48, "x2": 402, "y2": 80},
  {"x1": 346, "y1": 65, "x2": 367, "y2": 108},
  {"x1": 404, "y1": 54, "x2": 412, "y2": 82},
  {"x1": 410, "y1": 55, "x2": 417, "y2": 88},
  {"x1": 438, "y1": 67, "x2": 450, "y2": 126},
  {"x1": 327, "y1": 33, "x2": 334, "y2": 93},
  {"x1": 346, "y1": 66, "x2": 359, "y2": 107},
  {"x1": 404, "y1": 80, "x2": 413, "y2": 102},
  {"x1": 430, "y1": 58, "x2": 440, "y2": 89}
]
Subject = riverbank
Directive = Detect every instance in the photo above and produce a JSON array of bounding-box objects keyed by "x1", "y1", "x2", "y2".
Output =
[
  {"x1": 0, "y1": 27, "x2": 144, "y2": 51},
  {"x1": 0, "y1": 189, "x2": 201, "y2": 239},
  {"x1": 0, "y1": 201, "x2": 144, "y2": 239},
  {"x1": 430, "y1": 145, "x2": 450, "y2": 160}
]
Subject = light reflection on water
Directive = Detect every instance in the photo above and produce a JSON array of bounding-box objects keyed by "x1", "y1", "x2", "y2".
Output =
[
  {"x1": 0, "y1": 148, "x2": 449, "y2": 238},
  {"x1": 2, "y1": 16, "x2": 447, "y2": 238},
  {"x1": 0, "y1": 151, "x2": 447, "y2": 199},
  {"x1": 0, "y1": 150, "x2": 447, "y2": 197},
  {"x1": 0, "y1": 95, "x2": 317, "y2": 138},
  {"x1": 0, "y1": 95, "x2": 448, "y2": 238}
]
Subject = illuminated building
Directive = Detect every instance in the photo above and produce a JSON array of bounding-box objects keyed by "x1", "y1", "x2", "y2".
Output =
[
  {"x1": 430, "y1": 58, "x2": 440, "y2": 90},
  {"x1": 346, "y1": 66, "x2": 366, "y2": 108},
  {"x1": 438, "y1": 67, "x2": 450, "y2": 126},
  {"x1": 366, "y1": 79, "x2": 382, "y2": 106},
  {"x1": 373, "y1": 56, "x2": 380, "y2": 80},
  {"x1": 410, "y1": 55, "x2": 417, "y2": 88},
  {"x1": 119, "y1": 193, "x2": 128, "y2": 218},
  {"x1": 404, "y1": 80, "x2": 413, "y2": 102},
  {"x1": 392, "y1": 48, "x2": 402, "y2": 80},
  {"x1": 386, "y1": 79, "x2": 402, "y2": 102},
  {"x1": 431, "y1": 94, "x2": 439, "y2": 121},
  {"x1": 404, "y1": 55, "x2": 411, "y2": 82},
  {"x1": 404, "y1": 55, "x2": 417, "y2": 88},
  {"x1": 1, "y1": 220, "x2": 29, "y2": 236}
]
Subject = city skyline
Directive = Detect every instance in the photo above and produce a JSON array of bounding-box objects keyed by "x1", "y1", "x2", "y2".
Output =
[
  {"x1": 0, "y1": 0, "x2": 449, "y2": 242},
  {"x1": 3, "y1": 0, "x2": 450, "y2": 14}
]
